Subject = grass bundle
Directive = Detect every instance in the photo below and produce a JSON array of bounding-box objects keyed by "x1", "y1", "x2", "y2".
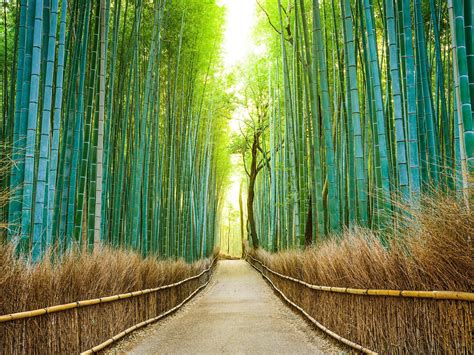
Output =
[
  {"x1": 0, "y1": 245, "x2": 216, "y2": 354},
  {"x1": 249, "y1": 195, "x2": 473, "y2": 353}
]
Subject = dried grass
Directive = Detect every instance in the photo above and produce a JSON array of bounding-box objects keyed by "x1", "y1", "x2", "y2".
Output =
[
  {"x1": 0, "y1": 245, "x2": 216, "y2": 354},
  {"x1": 249, "y1": 194, "x2": 473, "y2": 353}
]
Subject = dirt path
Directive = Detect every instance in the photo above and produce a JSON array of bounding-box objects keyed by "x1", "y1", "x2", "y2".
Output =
[{"x1": 110, "y1": 260, "x2": 344, "y2": 354}]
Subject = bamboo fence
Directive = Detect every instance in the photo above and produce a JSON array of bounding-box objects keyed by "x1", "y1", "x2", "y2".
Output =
[
  {"x1": 0, "y1": 258, "x2": 217, "y2": 354},
  {"x1": 247, "y1": 254, "x2": 473, "y2": 353}
]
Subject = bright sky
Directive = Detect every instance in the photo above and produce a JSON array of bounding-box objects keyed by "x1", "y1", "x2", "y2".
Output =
[
  {"x1": 218, "y1": 0, "x2": 266, "y2": 135},
  {"x1": 218, "y1": 0, "x2": 257, "y2": 68},
  {"x1": 217, "y1": 0, "x2": 259, "y2": 239},
  {"x1": 220, "y1": 0, "x2": 258, "y2": 206}
]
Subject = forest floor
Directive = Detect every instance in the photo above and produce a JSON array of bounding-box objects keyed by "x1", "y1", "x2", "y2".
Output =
[{"x1": 106, "y1": 260, "x2": 344, "y2": 354}]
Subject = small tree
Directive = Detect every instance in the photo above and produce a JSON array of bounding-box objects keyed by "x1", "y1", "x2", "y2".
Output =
[{"x1": 230, "y1": 57, "x2": 273, "y2": 249}]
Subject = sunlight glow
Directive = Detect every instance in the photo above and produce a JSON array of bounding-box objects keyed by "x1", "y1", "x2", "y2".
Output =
[
  {"x1": 217, "y1": 0, "x2": 260, "y2": 256},
  {"x1": 218, "y1": 0, "x2": 257, "y2": 68},
  {"x1": 219, "y1": 155, "x2": 244, "y2": 257},
  {"x1": 226, "y1": 155, "x2": 243, "y2": 210}
]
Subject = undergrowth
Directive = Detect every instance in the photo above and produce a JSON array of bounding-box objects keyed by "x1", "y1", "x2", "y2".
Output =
[
  {"x1": 251, "y1": 193, "x2": 473, "y2": 292},
  {"x1": 0, "y1": 245, "x2": 216, "y2": 353},
  {"x1": 248, "y1": 194, "x2": 473, "y2": 352},
  {"x1": 0, "y1": 244, "x2": 212, "y2": 315}
]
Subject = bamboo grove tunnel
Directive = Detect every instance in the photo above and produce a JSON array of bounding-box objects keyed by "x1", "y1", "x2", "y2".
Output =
[{"x1": 0, "y1": 0, "x2": 473, "y2": 353}]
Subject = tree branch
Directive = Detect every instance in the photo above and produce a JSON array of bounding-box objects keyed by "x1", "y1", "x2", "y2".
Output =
[
  {"x1": 256, "y1": 0, "x2": 282, "y2": 36},
  {"x1": 242, "y1": 153, "x2": 250, "y2": 177},
  {"x1": 239, "y1": 126, "x2": 251, "y2": 149},
  {"x1": 257, "y1": 155, "x2": 271, "y2": 173}
]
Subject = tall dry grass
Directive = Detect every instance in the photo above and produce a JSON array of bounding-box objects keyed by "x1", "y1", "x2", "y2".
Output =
[
  {"x1": 249, "y1": 194, "x2": 473, "y2": 353},
  {"x1": 0, "y1": 245, "x2": 216, "y2": 354},
  {"x1": 0, "y1": 152, "x2": 14, "y2": 237}
]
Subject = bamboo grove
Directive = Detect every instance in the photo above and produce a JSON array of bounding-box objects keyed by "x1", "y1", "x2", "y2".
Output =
[
  {"x1": 0, "y1": 0, "x2": 231, "y2": 261},
  {"x1": 243, "y1": 0, "x2": 473, "y2": 251}
]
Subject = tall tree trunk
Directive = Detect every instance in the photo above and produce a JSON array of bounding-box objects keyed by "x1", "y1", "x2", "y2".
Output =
[
  {"x1": 247, "y1": 177, "x2": 259, "y2": 249},
  {"x1": 247, "y1": 132, "x2": 260, "y2": 249}
]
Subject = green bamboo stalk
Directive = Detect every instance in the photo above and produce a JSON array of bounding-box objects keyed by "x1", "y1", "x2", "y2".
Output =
[
  {"x1": 314, "y1": 0, "x2": 339, "y2": 233},
  {"x1": 8, "y1": 0, "x2": 27, "y2": 239},
  {"x1": 448, "y1": 0, "x2": 474, "y2": 193},
  {"x1": 341, "y1": 0, "x2": 368, "y2": 224},
  {"x1": 33, "y1": 0, "x2": 59, "y2": 260},
  {"x1": 21, "y1": 0, "x2": 45, "y2": 251},
  {"x1": 429, "y1": 0, "x2": 451, "y2": 184},
  {"x1": 401, "y1": 0, "x2": 421, "y2": 196},
  {"x1": 385, "y1": 0, "x2": 409, "y2": 199},
  {"x1": 414, "y1": 0, "x2": 440, "y2": 185},
  {"x1": 363, "y1": 0, "x2": 392, "y2": 214}
]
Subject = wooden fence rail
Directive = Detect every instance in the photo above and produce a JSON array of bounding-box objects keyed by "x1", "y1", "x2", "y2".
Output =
[
  {"x1": 247, "y1": 253, "x2": 473, "y2": 354},
  {"x1": 0, "y1": 258, "x2": 217, "y2": 354}
]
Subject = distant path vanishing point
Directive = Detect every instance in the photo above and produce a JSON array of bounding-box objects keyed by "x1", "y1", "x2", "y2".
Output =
[{"x1": 116, "y1": 260, "x2": 343, "y2": 354}]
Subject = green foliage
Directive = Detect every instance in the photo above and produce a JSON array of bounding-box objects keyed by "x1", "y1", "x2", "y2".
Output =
[
  {"x1": 1, "y1": 0, "x2": 231, "y2": 262},
  {"x1": 246, "y1": 0, "x2": 473, "y2": 252},
  {"x1": 3, "y1": 0, "x2": 472, "y2": 260}
]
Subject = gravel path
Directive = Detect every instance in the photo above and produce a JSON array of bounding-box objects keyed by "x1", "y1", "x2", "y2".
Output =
[{"x1": 107, "y1": 260, "x2": 344, "y2": 354}]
